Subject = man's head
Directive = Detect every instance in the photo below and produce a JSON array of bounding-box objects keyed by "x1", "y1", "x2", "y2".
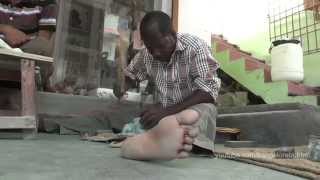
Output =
[{"x1": 140, "y1": 11, "x2": 177, "y2": 61}]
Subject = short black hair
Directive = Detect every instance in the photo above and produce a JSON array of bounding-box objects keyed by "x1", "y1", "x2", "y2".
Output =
[{"x1": 140, "y1": 11, "x2": 174, "y2": 40}]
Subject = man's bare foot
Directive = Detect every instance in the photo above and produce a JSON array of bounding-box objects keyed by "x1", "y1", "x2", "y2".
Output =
[
  {"x1": 121, "y1": 117, "x2": 184, "y2": 161},
  {"x1": 120, "y1": 110, "x2": 200, "y2": 161}
]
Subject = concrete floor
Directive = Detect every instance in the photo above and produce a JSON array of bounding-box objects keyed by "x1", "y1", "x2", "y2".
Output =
[{"x1": 0, "y1": 134, "x2": 306, "y2": 180}]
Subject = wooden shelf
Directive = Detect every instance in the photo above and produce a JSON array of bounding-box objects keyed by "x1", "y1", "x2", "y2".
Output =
[
  {"x1": 66, "y1": 45, "x2": 100, "y2": 54},
  {"x1": 0, "y1": 49, "x2": 53, "y2": 63},
  {"x1": 0, "y1": 116, "x2": 36, "y2": 129}
]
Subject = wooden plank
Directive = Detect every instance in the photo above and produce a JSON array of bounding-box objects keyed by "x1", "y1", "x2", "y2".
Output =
[
  {"x1": 21, "y1": 60, "x2": 36, "y2": 116},
  {"x1": 0, "y1": 49, "x2": 53, "y2": 63},
  {"x1": 21, "y1": 59, "x2": 37, "y2": 136},
  {"x1": 0, "y1": 116, "x2": 36, "y2": 129},
  {"x1": 172, "y1": 0, "x2": 179, "y2": 32}
]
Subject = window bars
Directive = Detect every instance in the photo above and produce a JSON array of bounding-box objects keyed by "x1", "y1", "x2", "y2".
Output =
[{"x1": 268, "y1": 0, "x2": 320, "y2": 55}]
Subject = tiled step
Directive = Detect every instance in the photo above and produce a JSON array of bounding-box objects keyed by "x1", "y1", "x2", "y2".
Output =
[
  {"x1": 264, "y1": 67, "x2": 272, "y2": 82},
  {"x1": 212, "y1": 34, "x2": 320, "y2": 98},
  {"x1": 288, "y1": 82, "x2": 320, "y2": 96},
  {"x1": 214, "y1": 38, "x2": 268, "y2": 71}
]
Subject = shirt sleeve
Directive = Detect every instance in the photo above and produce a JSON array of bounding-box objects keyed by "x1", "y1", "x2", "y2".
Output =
[
  {"x1": 124, "y1": 51, "x2": 148, "y2": 82},
  {"x1": 39, "y1": 3, "x2": 57, "y2": 31},
  {"x1": 190, "y1": 42, "x2": 221, "y2": 102}
]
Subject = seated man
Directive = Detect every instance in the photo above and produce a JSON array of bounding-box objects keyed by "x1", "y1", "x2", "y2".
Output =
[
  {"x1": 119, "y1": 11, "x2": 221, "y2": 161},
  {"x1": 0, "y1": 0, "x2": 57, "y2": 90}
]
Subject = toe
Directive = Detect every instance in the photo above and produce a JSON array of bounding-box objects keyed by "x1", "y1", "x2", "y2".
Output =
[
  {"x1": 183, "y1": 144, "x2": 193, "y2": 152},
  {"x1": 176, "y1": 110, "x2": 200, "y2": 125},
  {"x1": 177, "y1": 151, "x2": 189, "y2": 159},
  {"x1": 188, "y1": 127, "x2": 199, "y2": 138},
  {"x1": 184, "y1": 136, "x2": 194, "y2": 145}
]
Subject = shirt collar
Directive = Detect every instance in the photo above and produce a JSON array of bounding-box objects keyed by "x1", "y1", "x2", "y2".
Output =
[
  {"x1": 174, "y1": 33, "x2": 186, "y2": 52},
  {"x1": 164, "y1": 34, "x2": 186, "y2": 65}
]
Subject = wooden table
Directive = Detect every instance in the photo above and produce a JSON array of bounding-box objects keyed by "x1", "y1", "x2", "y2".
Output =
[{"x1": 0, "y1": 49, "x2": 53, "y2": 138}]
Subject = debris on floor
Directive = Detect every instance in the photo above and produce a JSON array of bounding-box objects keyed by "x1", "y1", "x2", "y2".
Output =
[
  {"x1": 309, "y1": 135, "x2": 320, "y2": 162},
  {"x1": 216, "y1": 127, "x2": 240, "y2": 143},
  {"x1": 214, "y1": 146, "x2": 320, "y2": 179},
  {"x1": 274, "y1": 147, "x2": 296, "y2": 159},
  {"x1": 80, "y1": 117, "x2": 144, "y2": 148},
  {"x1": 80, "y1": 131, "x2": 128, "y2": 144}
]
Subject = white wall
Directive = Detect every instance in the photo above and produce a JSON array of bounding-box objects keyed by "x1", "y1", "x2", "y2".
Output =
[
  {"x1": 178, "y1": 0, "x2": 216, "y2": 45},
  {"x1": 178, "y1": 0, "x2": 303, "y2": 46},
  {"x1": 178, "y1": 0, "x2": 270, "y2": 44}
]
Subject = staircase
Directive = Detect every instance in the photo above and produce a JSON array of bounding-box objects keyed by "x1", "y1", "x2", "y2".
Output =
[{"x1": 212, "y1": 35, "x2": 320, "y2": 106}]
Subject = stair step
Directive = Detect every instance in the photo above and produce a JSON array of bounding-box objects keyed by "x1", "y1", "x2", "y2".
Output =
[
  {"x1": 218, "y1": 103, "x2": 315, "y2": 114},
  {"x1": 216, "y1": 41, "x2": 231, "y2": 52},
  {"x1": 245, "y1": 58, "x2": 266, "y2": 71},
  {"x1": 212, "y1": 34, "x2": 319, "y2": 106},
  {"x1": 218, "y1": 109, "x2": 301, "y2": 118},
  {"x1": 264, "y1": 67, "x2": 272, "y2": 82},
  {"x1": 216, "y1": 42, "x2": 267, "y2": 72},
  {"x1": 288, "y1": 82, "x2": 320, "y2": 96},
  {"x1": 215, "y1": 38, "x2": 320, "y2": 97}
]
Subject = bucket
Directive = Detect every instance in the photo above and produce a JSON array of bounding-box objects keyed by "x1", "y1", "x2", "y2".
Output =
[{"x1": 270, "y1": 39, "x2": 304, "y2": 82}]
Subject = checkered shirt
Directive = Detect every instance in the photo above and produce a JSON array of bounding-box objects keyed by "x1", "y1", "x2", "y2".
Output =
[{"x1": 125, "y1": 33, "x2": 221, "y2": 108}]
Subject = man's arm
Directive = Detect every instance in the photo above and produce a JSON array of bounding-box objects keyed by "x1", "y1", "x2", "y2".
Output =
[
  {"x1": 0, "y1": 25, "x2": 30, "y2": 47},
  {"x1": 113, "y1": 76, "x2": 137, "y2": 99},
  {"x1": 0, "y1": 24, "x2": 9, "y2": 34},
  {"x1": 140, "y1": 90, "x2": 213, "y2": 129},
  {"x1": 113, "y1": 50, "x2": 148, "y2": 99}
]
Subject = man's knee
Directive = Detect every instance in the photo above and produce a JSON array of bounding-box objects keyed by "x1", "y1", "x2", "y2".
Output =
[{"x1": 175, "y1": 109, "x2": 200, "y2": 125}]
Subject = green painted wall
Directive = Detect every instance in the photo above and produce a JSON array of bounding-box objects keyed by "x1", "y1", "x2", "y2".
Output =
[
  {"x1": 213, "y1": 46, "x2": 318, "y2": 106},
  {"x1": 237, "y1": 31, "x2": 271, "y2": 62},
  {"x1": 304, "y1": 54, "x2": 320, "y2": 86},
  {"x1": 233, "y1": 11, "x2": 320, "y2": 87}
]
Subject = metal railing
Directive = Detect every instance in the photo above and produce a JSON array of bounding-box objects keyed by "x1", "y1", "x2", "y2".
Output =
[{"x1": 268, "y1": 0, "x2": 320, "y2": 55}]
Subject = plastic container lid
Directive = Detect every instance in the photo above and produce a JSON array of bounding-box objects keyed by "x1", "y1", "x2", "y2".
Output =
[{"x1": 272, "y1": 39, "x2": 300, "y2": 47}]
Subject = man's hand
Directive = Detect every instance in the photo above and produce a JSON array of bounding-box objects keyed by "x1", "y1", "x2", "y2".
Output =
[
  {"x1": 113, "y1": 77, "x2": 137, "y2": 99},
  {"x1": 1, "y1": 25, "x2": 30, "y2": 47},
  {"x1": 140, "y1": 104, "x2": 170, "y2": 129},
  {"x1": 113, "y1": 81, "x2": 126, "y2": 99}
]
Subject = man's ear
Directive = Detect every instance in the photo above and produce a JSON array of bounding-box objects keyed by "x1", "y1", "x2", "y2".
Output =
[{"x1": 165, "y1": 33, "x2": 175, "y2": 41}]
